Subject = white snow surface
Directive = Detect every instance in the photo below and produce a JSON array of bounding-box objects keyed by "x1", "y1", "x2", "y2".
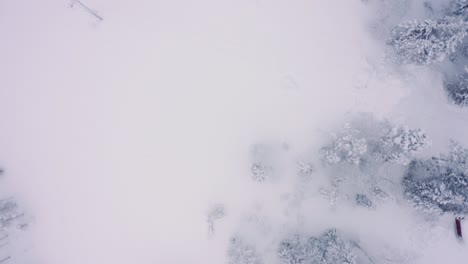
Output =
[{"x1": 0, "y1": 0, "x2": 467, "y2": 263}]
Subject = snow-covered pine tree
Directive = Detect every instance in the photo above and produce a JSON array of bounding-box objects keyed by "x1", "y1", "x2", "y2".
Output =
[
  {"x1": 403, "y1": 141, "x2": 468, "y2": 238},
  {"x1": 403, "y1": 157, "x2": 468, "y2": 216},
  {"x1": 444, "y1": 72, "x2": 468, "y2": 106},
  {"x1": 379, "y1": 126, "x2": 429, "y2": 165},
  {"x1": 319, "y1": 230, "x2": 356, "y2": 264},
  {"x1": 278, "y1": 234, "x2": 322, "y2": 264},
  {"x1": 278, "y1": 229, "x2": 356, "y2": 264},
  {"x1": 389, "y1": 18, "x2": 468, "y2": 64},
  {"x1": 321, "y1": 123, "x2": 368, "y2": 166},
  {"x1": 227, "y1": 237, "x2": 263, "y2": 264}
]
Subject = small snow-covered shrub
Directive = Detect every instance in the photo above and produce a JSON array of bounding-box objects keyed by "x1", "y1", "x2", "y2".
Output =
[
  {"x1": 355, "y1": 194, "x2": 373, "y2": 208},
  {"x1": 249, "y1": 144, "x2": 275, "y2": 182},
  {"x1": 297, "y1": 161, "x2": 314, "y2": 181},
  {"x1": 250, "y1": 162, "x2": 271, "y2": 182}
]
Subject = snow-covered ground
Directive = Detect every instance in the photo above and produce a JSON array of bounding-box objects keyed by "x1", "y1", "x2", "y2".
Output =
[{"x1": 0, "y1": 0, "x2": 467, "y2": 263}]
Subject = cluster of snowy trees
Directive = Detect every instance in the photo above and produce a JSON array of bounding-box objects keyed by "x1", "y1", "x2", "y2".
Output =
[
  {"x1": 278, "y1": 230, "x2": 356, "y2": 264},
  {"x1": 221, "y1": 111, "x2": 468, "y2": 262},
  {"x1": 215, "y1": 2, "x2": 468, "y2": 262},
  {"x1": 388, "y1": 0, "x2": 468, "y2": 106},
  {"x1": 226, "y1": 229, "x2": 359, "y2": 264},
  {"x1": 320, "y1": 116, "x2": 468, "y2": 219},
  {"x1": 389, "y1": 18, "x2": 468, "y2": 65},
  {"x1": 317, "y1": 116, "x2": 429, "y2": 209},
  {"x1": 220, "y1": 115, "x2": 434, "y2": 263},
  {"x1": 320, "y1": 118, "x2": 428, "y2": 166},
  {"x1": 384, "y1": 0, "x2": 468, "y2": 225}
]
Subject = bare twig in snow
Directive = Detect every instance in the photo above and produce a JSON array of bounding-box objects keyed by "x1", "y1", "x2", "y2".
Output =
[{"x1": 70, "y1": 0, "x2": 103, "y2": 21}]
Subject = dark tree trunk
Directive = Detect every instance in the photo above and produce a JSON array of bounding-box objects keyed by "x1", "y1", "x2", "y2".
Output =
[{"x1": 455, "y1": 217, "x2": 463, "y2": 239}]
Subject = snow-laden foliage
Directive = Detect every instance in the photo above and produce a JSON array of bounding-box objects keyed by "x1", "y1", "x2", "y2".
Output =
[
  {"x1": 250, "y1": 163, "x2": 271, "y2": 182},
  {"x1": 380, "y1": 126, "x2": 429, "y2": 165},
  {"x1": 278, "y1": 234, "x2": 322, "y2": 264},
  {"x1": 319, "y1": 117, "x2": 428, "y2": 208},
  {"x1": 371, "y1": 186, "x2": 389, "y2": 200},
  {"x1": 355, "y1": 193, "x2": 373, "y2": 208},
  {"x1": 389, "y1": 18, "x2": 468, "y2": 64},
  {"x1": 278, "y1": 229, "x2": 356, "y2": 264},
  {"x1": 403, "y1": 151, "x2": 468, "y2": 215},
  {"x1": 445, "y1": 140, "x2": 468, "y2": 169},
  {"x1": 444, "y1": 72, "x2": 468, "y2": 106},
  {"x1": 321, "y1": 119, "x2": 428, "y2": 166},
  {"x1": 0, "y1": 198, "x2": 23, "y2": 229},
  {"x1": 297, "y1": 161, "x2": 314, "y2": 181},
  {"x1": 0, "y1": 170, "x2": 27, "y2": 231},
  {"x1": 227, "y1": 237, "x2": 263, "y2": 264},
  {"x1": 449, "y1": 0, "x2": 468, "y2": 18},
  {"x1": 319, "y1": 187, "x2": 339, "y2": 206},
  {"x1": 321, "y1": 123, "x2": 368, "y2": 165}
]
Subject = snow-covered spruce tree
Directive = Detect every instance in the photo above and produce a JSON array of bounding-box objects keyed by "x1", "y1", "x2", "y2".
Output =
[
  {"x1": 444, "y1": 72, "x2": 468, "y2": 106},
  {"x1": 278, "y1": 229, "x2": 356, "y2": 264},
  {"x1": 403, "y1": 144, "x2": 468, "y2": 216},
  {"x1": 321, "y1": 123, "x2": 367, "y2": 166},
  {"x1": 389, "y1": 18, "x2": 468, "y2": 64},
  {"x1": 379, "y1": 126, "x2": 429, "y2": 165},
  {"x1": 227, "y1": 237, "x2": 263, "y2": 264}
]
